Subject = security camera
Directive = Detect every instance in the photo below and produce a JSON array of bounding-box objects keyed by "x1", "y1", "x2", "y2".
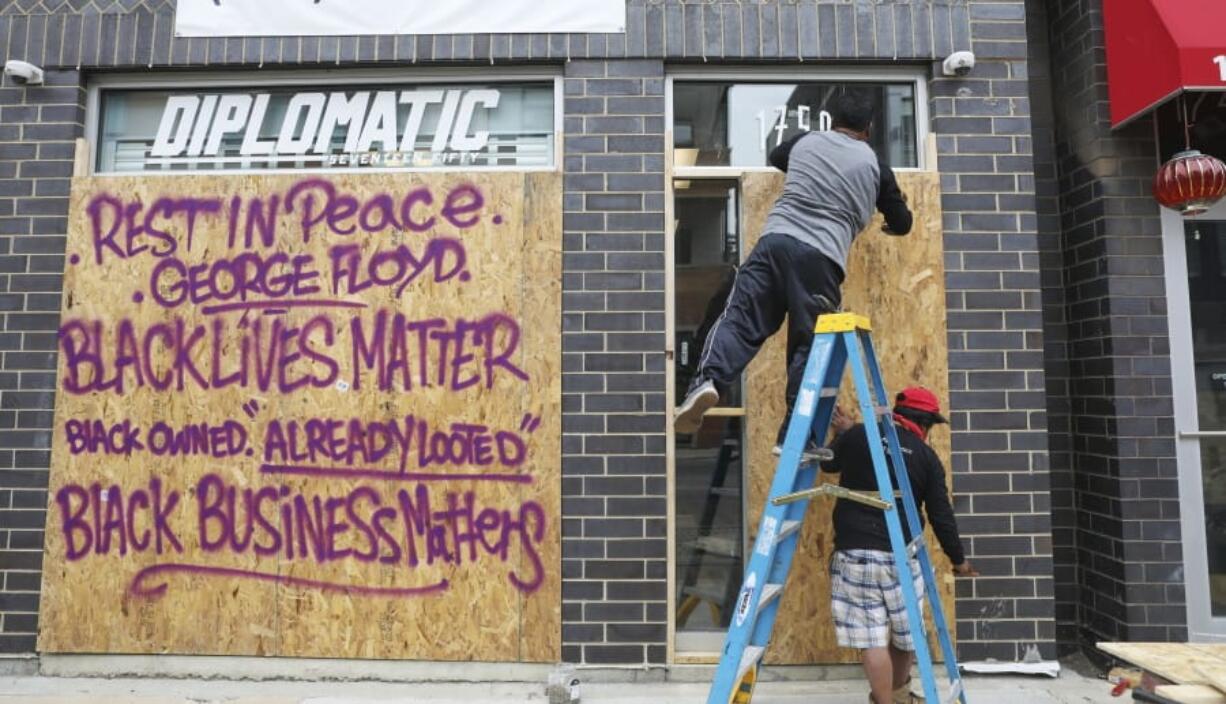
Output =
[
  {"x1": 4, "y1": 60, "x2": 44, "y2": 86},
  {"x1": 942, "y1": 51, "x2": 976, "y2": 77}
]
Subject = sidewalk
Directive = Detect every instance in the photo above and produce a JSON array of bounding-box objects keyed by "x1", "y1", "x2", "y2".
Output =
[{"x1": 0, "y1": 671, "x2": 1109, "y2": 703}]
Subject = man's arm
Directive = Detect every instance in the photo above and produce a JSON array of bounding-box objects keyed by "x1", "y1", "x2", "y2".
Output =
[
  {"x1": 877, "y1": 159, "x2": 913, "y2": 235},
  {"x1": 921, "y1": 450, "x2": 967, "y2": 566},
  {"x1": 769, "y1": 132, "x2": 808, "y2": 172}
]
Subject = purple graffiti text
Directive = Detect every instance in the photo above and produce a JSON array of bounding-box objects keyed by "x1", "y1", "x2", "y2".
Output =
[
  {"x1": 329, "y1": 240, "x2": 467, "y2": 298},
  {"x1": 148, "y1": 251, "x2": 321, "y2": 309},
  {"x1": 64, "y1": 418, "x2": 249, "y2": 458},
  {"x1": 129, "y1": 563, "x2": 448, "y2": 600},
  {"x1": 58, "y1": 314, "x2": 340, "y2": 395},
  {"x1": 192, "y1": 474, "x2": 545, "y2": 593},
  {"x1": 285, "y1": 179, "x2": 485, "y2": 244},
  {"x1": 261, "y1": 414, "x2": 534, "y2": 473},
  {"x1": 350, "y1": 311, "x2": 528, "y2": 392},
  {"x1": 58, "y1": 310, "x2": 527, "y2": 396},
  {"x1": 260, "y1": 464, "x2": 532, "y2": 484},
  {"x1": 87, "y1": 194, "x2": 222, "y2": 265},
  {"x1": 56, "y1": 478, "x2": 183, "y2": 560},
  {"x1": 85, "y1": 181, "x2": 489, "y2": 266}
]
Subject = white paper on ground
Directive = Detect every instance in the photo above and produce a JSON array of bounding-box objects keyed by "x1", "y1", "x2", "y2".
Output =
[{"x1": 960, "y1": 661, "x2": 1062, "y2": 678}]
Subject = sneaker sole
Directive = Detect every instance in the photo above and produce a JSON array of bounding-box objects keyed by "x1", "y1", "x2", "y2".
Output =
[{"x1": 674, "y1": 387, "x2": 719, "y2": 434}]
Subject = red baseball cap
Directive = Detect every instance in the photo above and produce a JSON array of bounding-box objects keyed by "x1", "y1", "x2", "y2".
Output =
[{"x1": 894, "y1": 386, "x2": 948, "y2": 424}]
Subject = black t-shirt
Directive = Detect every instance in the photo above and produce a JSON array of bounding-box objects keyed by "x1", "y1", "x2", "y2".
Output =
[{"x1": 821, "y1": 423, "x2": 965, "y2": 565}]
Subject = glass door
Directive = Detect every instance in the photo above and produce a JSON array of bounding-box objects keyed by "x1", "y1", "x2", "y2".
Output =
[
  {"x1": 671, "y1": 178, "x2": 746, "y2": 655},
  {"x1": 1164, "y1": 201, "x2": 1226, "y2": 641}
]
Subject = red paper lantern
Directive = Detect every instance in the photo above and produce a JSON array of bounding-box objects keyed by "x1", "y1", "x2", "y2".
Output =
[{"x1": 1153, "y1": 150, "x2": 1226, "y2": 216}]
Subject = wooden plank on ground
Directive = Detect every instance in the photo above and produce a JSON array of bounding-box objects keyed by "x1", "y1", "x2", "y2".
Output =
[
  {"x1": 1098, "y1": 643, "x2": 1226, "y2": 687},
  {"x1": 1156, "y1": 685, "x2": 1226, "y2": 704}
]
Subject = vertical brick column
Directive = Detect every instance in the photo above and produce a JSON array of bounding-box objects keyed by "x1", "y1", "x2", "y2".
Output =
[
  {"x1": 0, "y1": 64, "x2": 83, "y2": 654},
  {"x1": 1044, "y1": 0, "x2": 1186, "y2": 648},
  {"x1": 933, "y1": 2, "x2": 1057, "y2": 660},
  {"x1": 560, "y1": 59, "x2": 668, "y2": 666}
]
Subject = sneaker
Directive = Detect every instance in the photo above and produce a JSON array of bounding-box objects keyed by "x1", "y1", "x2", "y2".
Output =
[{"x1": 674, "y1": 380, "x2": 719, "y2": 434}]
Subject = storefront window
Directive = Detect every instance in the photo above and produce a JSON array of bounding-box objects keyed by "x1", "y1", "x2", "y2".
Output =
[
  {"x1": 673, "y1": 179, "x2": 745, "y2": 644},
  {"x1": 673, "y1": 81, "x2": 918, "y2": 169},
  {"x1": 1185, "y1": 221, "x2": 1226, "y2": 617},
  {"x1": 95, "y1": 82, "x2": 556, "y2": 173}
]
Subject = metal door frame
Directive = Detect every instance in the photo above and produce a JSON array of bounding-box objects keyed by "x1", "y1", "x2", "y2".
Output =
[{"x1": 1162, "y1": 199, "x2": 1226, "y2": 641}]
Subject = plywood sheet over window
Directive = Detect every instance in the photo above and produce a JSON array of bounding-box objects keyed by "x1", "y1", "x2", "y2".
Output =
[
  {"x1": 741, "y1": 171, "x2": 954, "y2": 664},
  {"x1": 39, "y1": 172, "x2": 561, "y2": 662}
]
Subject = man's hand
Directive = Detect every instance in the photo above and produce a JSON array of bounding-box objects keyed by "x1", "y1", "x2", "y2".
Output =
[
  {"x1": 953, "y1": 561, "x2": 979, "y2": 577},
  {"x1": 831, "y1": 405, "x2": 854, "y2": 435}
]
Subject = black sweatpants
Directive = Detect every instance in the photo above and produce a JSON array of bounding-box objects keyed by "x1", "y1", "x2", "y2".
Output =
[{"x1": 693, "y1": 233, "x2": 844, "y2": 444}]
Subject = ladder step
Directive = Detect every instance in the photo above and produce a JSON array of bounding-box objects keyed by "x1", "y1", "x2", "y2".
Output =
[
  {"x1": 907, "y1": 535, "x2": 925, "y2": 558},
  {"x1": 820, "y1": 388, "x2": 839, "y2": 397},
  {"x1": 758, "y1": 582, "x2": 784, "y2": 609},
  {"x1": 776, "y1": 520, "x2": 802, "y2": 543},
  {"x1": 736, "y1": 645, "x2": 765, "y2": 683},
  {"x1": 770, "y1": 445, "x2": 834, "y2": 463}
]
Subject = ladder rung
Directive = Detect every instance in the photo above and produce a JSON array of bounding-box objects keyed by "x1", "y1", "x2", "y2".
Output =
[
  {"x1": 820, "y1": 388, "x2": 839, "y2": 397},
  {"x1": 945, "y1": 678, "x2": 964, "y2": 704},
  {"x1": 907, "y1": 535, "x2": 925, "y2": 558},
  {"x1": 758, "y1": 582, "x2": 783, "y2": 609},
  {"x1": 777, "y1": 520, "x2": 802, "y2": 543},
  {"x1": 773, "y1": 483, "x2": 892, "y2": 510},
  {"x1": 875, "y1": 405, "x2": 891, "y2": 417},
  {"x1": 736, "y1": 645, "x2": 765, "y2": 683},
  {"x1": 770, "y1": 445, "x2": 835, "y2": 463}
]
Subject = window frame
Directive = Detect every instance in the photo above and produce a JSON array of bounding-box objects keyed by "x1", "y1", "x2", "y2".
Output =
[
  {"x1": 664, "y1": 67, "x2": 931, "y2": 663},
  {"x1": 84, "y1": 68, "x2": 565, "y2": 177},
  {"x1": 668, "y1": 66, "x2": 931, "y2": 177}
]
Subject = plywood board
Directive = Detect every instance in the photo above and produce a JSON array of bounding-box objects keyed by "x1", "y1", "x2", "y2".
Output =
[
  {"x1": 1099, "y1": 643, "x2": 1226, "y2": 687},
  {"x1": 39, "y1": 172, "x2": 562, "y2": 662},
  {"x1": 740, "y1": 171, "x2": 954, "y2": 664},
  {"x1": 1156, "y1": 685, "x2": 1226, "y2": 704}
]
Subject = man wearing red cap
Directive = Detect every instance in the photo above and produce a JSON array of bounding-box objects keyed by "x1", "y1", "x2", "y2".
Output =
[{"x1": 822, "y1": 387, "x2": 976, "y2": 704}]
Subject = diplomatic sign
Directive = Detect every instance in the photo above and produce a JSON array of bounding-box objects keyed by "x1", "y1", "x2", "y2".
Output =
[
  {"x1": 153, "y1": 89, "x2": 508, "y2": 168},
  {"x1": 175, "y1": 0, "x2": 626, "y2": 37},
  {"x1": 98, "y1": 84, "x2": 556, "y2": 172}
]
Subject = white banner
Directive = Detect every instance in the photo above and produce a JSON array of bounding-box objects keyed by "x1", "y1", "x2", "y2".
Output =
[{"x1": 175, "y1": 0, "x2": 626, "y2": 37}]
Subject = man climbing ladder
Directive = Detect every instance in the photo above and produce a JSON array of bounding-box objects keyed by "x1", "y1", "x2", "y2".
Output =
[
  {"x1": 674, "y1": 89, "x2": 913, "y2": 445},
  {"x1": 705, "y1": 313, "x2": 969, "y2": 704}
]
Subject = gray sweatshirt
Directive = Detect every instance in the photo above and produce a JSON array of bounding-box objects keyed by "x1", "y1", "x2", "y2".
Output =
[{"x1": 763, "y1": 130, "x2": 912, "y2": 274}]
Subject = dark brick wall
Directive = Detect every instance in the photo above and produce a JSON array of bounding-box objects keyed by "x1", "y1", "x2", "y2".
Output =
[
  {"x1": 1040, "y1": 0, "x2": 1187, "y2": 648},
  {"x1": 0, "y1": 65, "x2": 81, "y2": 654},
  {"x1": 561, "y1": 58, "x2": 669, "y2": 666},
  {"x1": 1023, "y1": 0, "x2": 1077, "y2": 654},
  {"x1": 933, "y1": 1, "x2": 1056, "y2": 660},
  {"x1": 0, "y1": 0, "x2": 1056, "y2": 665}
]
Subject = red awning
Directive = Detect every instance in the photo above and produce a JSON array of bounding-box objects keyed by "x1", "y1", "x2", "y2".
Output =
[{"x1": 1104, "y1": 0, "x2": 1226, "y2": 127}]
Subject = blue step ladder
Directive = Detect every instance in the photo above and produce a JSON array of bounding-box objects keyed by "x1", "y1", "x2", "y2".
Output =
[{"x1": 706, "y1": 313, "x2": 966, "y2": 704}]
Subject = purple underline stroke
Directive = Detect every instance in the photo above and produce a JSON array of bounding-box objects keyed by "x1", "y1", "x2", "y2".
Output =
[
  {"x1": 128, "y1": 563, "x2": 450, "y2": 599},
  {"x1": 259, "y1": 463, "x2": 534, "y2": 484},
  {"x1": 201, "y1": 299, "x2": 368, "y2": 315}
]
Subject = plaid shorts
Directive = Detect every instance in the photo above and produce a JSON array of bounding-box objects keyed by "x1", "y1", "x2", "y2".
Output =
[{"x1": 830, "y1": 549, "x2": 926, "y2": 650}]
